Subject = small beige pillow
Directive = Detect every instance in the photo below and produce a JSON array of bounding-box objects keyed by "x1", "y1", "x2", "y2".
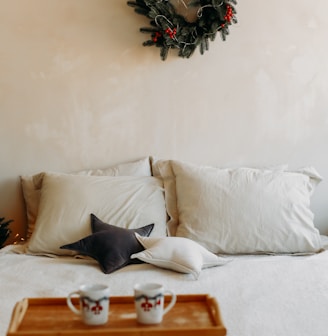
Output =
[
  {"x1": 27, "y1": 173, "x2": 167, "y2": 256},
  {"x1": 151, "y1": 159, "x2": 179, "y2": 236},
  {"x1": 21, "y1": 157, "x2": 151, "y2": 239}
]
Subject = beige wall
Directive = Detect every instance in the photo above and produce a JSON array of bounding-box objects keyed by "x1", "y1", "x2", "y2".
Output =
[{"x1": 1, "y1": 0, "x2": 328, "y2": 241}]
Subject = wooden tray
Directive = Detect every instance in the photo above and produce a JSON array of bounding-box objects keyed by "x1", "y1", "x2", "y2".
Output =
[{"x1": 7, "y1": 294, "x2": 226, "y2": 335}]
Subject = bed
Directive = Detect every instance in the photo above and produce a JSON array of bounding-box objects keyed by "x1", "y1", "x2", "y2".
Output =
[{"x1": 1, "y1": 157, "x2": 328, "y2": 336}]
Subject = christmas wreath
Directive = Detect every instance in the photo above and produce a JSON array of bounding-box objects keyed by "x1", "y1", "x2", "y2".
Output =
[{"x1": 127, "y1": 0, "x2": 237, "y2": 60}]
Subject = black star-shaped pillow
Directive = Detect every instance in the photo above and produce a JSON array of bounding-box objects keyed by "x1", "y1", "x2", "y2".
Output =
[{"x1": 60, "y1": 214, "x2": 154, "y2": 274}]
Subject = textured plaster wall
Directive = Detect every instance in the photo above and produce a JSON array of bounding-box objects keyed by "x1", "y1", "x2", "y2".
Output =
[{"x1": 1, "y1": 0, "x2": 328, "y2": 241}]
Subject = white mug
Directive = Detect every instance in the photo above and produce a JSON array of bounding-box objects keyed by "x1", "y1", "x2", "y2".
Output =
[
  {"x1": 134, "y1": 283, "x2": 176, "y2": 324},
  {"x1": 67, "y1": 284, "x2": 110, "y2": 325}
]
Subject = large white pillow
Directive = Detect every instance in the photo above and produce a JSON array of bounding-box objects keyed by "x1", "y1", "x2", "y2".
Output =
[
  {"x1": 21, "y1": 157, "x2": 151, "y2": 239},
  {"x1": 27, "y1": 173, "x2": 167, "y2": 256},
  {"x1": 158, "y1": 160, "x2": 322, "y2": 254},
  {"x1": 131, "y1": 234, "x2": 229, "y2": 279}
]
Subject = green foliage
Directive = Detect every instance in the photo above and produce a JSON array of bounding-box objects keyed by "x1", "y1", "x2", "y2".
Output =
[
  {"x1": 0, "y1": 217, "x2": 13, "y2": 248},
  {"x1": 127, "y1": 0, "x2": 237, "y2": 60}
]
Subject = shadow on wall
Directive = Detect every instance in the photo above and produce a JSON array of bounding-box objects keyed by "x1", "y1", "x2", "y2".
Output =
[{"x1": 0, "y1": 178, "x2": 26, "y2": 245}]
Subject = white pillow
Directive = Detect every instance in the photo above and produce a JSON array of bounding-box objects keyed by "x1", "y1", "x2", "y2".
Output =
[
  {"x1": 21, "y1": 157, "x2": 151, "y2": 239},
  {"x1": 27, "y1": 173, "x2": 167, "y2": 256},
  {"x1": 131, "y1": 234, "x2": 229, "y2": 279},
  {"x1": 161, "y1": 160, "x2": 322, "y2": 254}
]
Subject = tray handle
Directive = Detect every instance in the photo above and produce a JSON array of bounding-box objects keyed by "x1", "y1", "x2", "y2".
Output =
[
  {"x1": 207, "y1": 296, "x2": 221, "y2": 326},
  {"x1": 7, "y1": 298, "x2": 29, "y2": 333}
]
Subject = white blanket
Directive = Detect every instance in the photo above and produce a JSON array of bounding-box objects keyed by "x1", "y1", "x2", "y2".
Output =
[{"x1": 1, "y1": 242, "x2": 328, "y2": 336}]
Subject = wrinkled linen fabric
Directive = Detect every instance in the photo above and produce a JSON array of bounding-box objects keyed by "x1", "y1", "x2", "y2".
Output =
[{"x1": 1, "y1": 242, "x2": 328, "y2": 336}]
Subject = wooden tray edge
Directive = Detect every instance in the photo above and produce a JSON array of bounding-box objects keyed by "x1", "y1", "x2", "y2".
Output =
[{"x1": 7, "y1": 294, "x2": 226, "y2": 335}]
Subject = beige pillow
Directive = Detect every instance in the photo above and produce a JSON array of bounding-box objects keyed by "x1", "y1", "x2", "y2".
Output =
[
  {"x1": 21, "y1": 157, "x2": 151, "y2": 239},
  {"x1": 27, "y1": 173, "x2": 167, "y2": 256},
  {"x1": 156, "y1": 160, "x2": 322, "y2": 254},
  {"x1": 151, "y1": 159, "x2": 179, "y2": 236}
]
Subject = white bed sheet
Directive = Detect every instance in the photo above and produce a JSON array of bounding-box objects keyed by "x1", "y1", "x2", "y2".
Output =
[{"x1": 1, "y1": 242, "x2": 328, "y2": 336}]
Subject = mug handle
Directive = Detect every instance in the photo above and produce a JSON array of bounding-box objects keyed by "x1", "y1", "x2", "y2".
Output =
[
  {"x1": 67, "y1": 291, "x2": 81, "y2": 315},
  {"x1": 163, "y1": 290, "x2": 177, "y2": 315}
]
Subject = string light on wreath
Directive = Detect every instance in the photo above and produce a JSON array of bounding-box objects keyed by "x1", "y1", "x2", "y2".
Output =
[{"x1": 127, "y1": 0, "x2": 237, "y2": 61}]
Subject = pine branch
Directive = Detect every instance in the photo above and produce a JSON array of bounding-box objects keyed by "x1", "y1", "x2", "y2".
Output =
[{"x1": 0, "y1": 217, "x2": 13, "y2": 248}]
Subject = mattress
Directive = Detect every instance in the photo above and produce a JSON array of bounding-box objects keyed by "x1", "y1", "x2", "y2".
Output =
[{"x1": 1, "y1": 240, "x2": 328, "y2": 336}]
